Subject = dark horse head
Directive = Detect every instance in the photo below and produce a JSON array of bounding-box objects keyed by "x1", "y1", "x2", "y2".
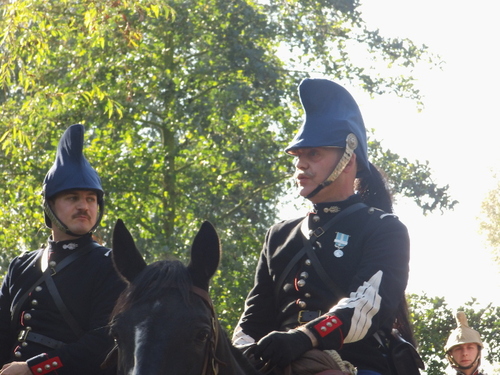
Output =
[{"x1": 104, "y1": 219, "x2": 260, "y2": 375}]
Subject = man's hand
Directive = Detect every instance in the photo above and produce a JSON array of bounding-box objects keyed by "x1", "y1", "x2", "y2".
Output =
[
  {"x1": 0, "y1": 362, "x2": 31, "y2": 375},
  {"x1": 254, "y1": 329, "x2": 313, "y2": 368}
]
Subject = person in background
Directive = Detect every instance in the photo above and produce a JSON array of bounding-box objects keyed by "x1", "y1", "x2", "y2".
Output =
[
  {"x1": 0, "y1": 124, "x2": 125, "y2": 375},
  {"x1": 232, "y1": 78, "x2": 414, "y2": 375},
  {"x1": 445, "y1": 311, "x2": 485, "y2": 375}
]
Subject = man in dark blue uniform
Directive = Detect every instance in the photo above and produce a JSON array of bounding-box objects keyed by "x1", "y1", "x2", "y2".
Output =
[
  {"x1": 0, "y1": 124, "x2": 125, "y2": 375},
  {"x1": 232, "y1": 79, "x2": 413, "y2": 375}
]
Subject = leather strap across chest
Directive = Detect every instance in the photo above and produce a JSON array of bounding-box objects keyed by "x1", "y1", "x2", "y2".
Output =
[
  {"x1": 11, "y1": 242, "x2": 100, "y2": 337},
  {"x1": 273, "y1": 202, "x2": 367, "y2": 304}
]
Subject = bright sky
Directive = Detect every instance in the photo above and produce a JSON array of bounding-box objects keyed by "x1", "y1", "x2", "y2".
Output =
[
  {"x1": 357, "y1": 0, "x2": 500, "y2": 309},
  {"x1": 279, "y1": 0, "x2": 500, "y2": 307}
]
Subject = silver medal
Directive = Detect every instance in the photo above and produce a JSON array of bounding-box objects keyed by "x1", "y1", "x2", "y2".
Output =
[{"x1": 333, "y1": 232, "x2": 350, "y2": 258}]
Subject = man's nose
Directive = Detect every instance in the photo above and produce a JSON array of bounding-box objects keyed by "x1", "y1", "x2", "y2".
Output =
[
  {"x1": 76, "y1": 199, "x2": 89, "y2": 210},
  {"x1": 294, "y1": 156, "x2": 307, "y2": 170}
]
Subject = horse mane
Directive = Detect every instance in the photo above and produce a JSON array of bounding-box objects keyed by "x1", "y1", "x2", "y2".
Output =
[{"x1": 111, "y1": 259, "x2": 193, "y2": 318}]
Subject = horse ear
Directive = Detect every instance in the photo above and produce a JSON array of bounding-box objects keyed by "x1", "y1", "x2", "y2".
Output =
[
  {"x1": 112, "y1": 219, "x2": 147, "y2": 283},
  {"x1": 188, "y1": 221, "x2": 221, "y2": 291}
]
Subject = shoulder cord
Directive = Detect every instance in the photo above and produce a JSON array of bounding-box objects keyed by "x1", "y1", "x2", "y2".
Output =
[
  {"x1": 273, "y1": 203, "x2": 367, "y2": 305},
  {"x1": 11, "y1": 242, "x2": 101, "y2": 338}
]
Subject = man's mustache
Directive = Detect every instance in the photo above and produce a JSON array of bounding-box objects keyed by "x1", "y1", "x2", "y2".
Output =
[
  {"x1": 294, "y1": 170, "x2": 315, "y2": 179},
  {"x1": 72, "y1": 211, "x2": 91, "y2": 219}
]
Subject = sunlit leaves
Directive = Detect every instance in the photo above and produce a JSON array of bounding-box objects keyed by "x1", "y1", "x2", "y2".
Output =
[
  {"x1": 369, "y1": 136, "x2": 458, "y2": 214},
  {"x1": 0, "y1": 0, "x2": 452, "y2": 329},
  {"x1": 480, "y1": 177, "x2": 500, "y2": 267},
  {"x1": 0, "y1": 127, "x2": 32, "y2": 155}
]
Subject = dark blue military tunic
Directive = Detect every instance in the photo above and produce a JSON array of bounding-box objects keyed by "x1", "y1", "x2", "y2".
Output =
[
  {"x1": 0, "y1": 234, "x2": 125, "y2": 374},
  {"x1": 233, "y1": 195, "x2": 410, "y2": 374}
]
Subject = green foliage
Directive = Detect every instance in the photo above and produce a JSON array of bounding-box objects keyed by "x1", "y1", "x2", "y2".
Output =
[
  {"x1": 1, "y1": 0, "x2": 456, "y2": 328},
  {"x1": 480, "y1": 177, "x2": 500, "y2": 266},
  {"x1": 408, "y1": 294, "x2": 500, "y2": 375},
  {"x1": 369, "y1": 137, "x2": 459, "y2": 215}
]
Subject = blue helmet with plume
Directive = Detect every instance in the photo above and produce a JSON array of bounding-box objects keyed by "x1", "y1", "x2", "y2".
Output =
[
  {"x1": 285, "y1": 78, "x2": 369, "y2": 170},
  {"x1": 285, "y1": 79, "x2": 370, "y2": 198},
  {"x1": 42, "y1": 124, "x2": 104, "y2": 235}
]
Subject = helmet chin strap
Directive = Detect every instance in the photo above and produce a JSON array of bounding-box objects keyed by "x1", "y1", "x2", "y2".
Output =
[
  {"x1": 447, "y1": 351, "x2": 481, "y2": 372},
  {"x1": 305, "y1": 133, "x2": 358, "y2": 200},
  {"x1": 43, "y1": 199, "x2": 103, "y2": 238}
]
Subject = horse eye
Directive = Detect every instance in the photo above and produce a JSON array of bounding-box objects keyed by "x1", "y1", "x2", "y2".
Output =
[{"x1": 196, "y1": 329, "x2": 210, "y2": 342}]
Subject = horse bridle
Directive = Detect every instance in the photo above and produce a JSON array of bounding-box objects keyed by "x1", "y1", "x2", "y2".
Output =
[
  {"x1": 103, "y1": 286, "x2": 222, "y2": 374},
  {"x1": 190, "y1": 286, "x2": 221, "y2": 375}
]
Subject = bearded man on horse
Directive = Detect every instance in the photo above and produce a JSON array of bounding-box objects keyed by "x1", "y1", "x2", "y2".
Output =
[{"x1": 232, "y1": 78, "x2": 416, "y2": 375}]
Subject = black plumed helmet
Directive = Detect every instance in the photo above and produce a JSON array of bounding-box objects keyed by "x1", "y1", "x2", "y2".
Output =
[
  {"x1": 285, "y1": 78, "x2": 369, "y2": 174},
  {"x1": 42, "y1": 124, "x2": 104, "y2": 233}
]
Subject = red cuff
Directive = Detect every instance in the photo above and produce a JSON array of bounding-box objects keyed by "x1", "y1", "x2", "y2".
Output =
[
  {"x1": 29, "y1": 356, "x2": 62, "y2": 374},
  {"x1": 312, "y1": 315, "x2": 343, "y2": 338}
]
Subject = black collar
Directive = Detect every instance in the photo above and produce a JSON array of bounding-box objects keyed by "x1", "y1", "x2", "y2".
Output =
[{"x1": 47, "y1": 233, "x2": 94, "y2": 253}]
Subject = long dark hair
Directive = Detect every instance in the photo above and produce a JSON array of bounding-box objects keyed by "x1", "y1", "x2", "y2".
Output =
[
  {"x1": 356, "y1": 163, "x2": 417, "y2": 346},
  {"x1": 394, "y1": 297, "x2": 417, "y2": 347},
  {"x1": 355, "y1": 162, "x2": 394, "y2": 213}
]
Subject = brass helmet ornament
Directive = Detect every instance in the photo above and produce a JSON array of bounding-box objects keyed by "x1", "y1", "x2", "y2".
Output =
[
  {"x1": 445, "y1": 311, "x2": 483, "y2": 371},
  {"x1": 42, "y1": 124, "x2": 104, "y2": 236},
  {"x1": 285, "y1": 79, "x2": 370, "y2": 199}
]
